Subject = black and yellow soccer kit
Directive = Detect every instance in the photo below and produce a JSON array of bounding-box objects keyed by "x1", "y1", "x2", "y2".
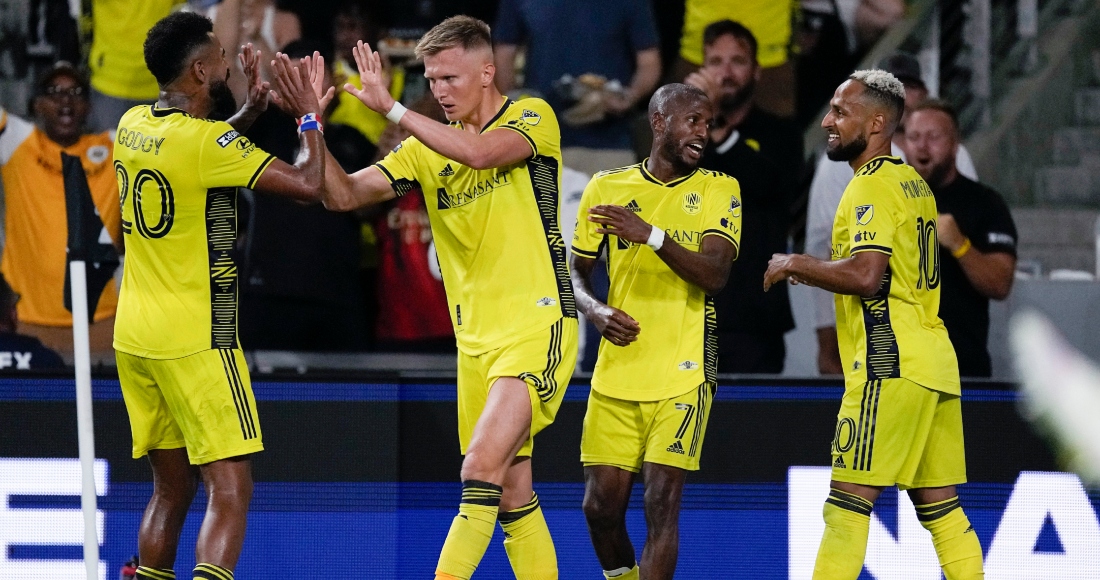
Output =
[
  {"x1": 572, "y1": 162, "x2": 740, "y2": 472},
  {"x1": 829, "y1": 155, "x2": 964, "y2": 489},
  {"x1": 816, "y1": 155, "x2": 984, "y2": 580},
  {"x1": 375, "y1": 96, "x2": 578, "y2": 457},
  {"x1": 113, "y1": 105, "x2": 274, "y2": 464}
]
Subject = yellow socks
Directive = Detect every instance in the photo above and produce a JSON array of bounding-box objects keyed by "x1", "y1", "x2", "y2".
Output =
[
  {"x1": 915, "y1": 497, "x2": 985, "y2": 580},
  {"x1": 498, "y1": 493, "x2": 558, "y2": 580},
  {"x1": 812, "y1": 488, "x2": 873, "y2": 579},
  {"x1": 192, "y1": 563, "x2": 233, "y2": 580},
  {"x1": 135, "y1": 567, "x2": 175, "y2": 580},
  {"x1": 603, "y1": 564, "x2": 640, "y2": 579},
  {"x1": 435, "y1": 480, "x2": 503, "y2": 580}
]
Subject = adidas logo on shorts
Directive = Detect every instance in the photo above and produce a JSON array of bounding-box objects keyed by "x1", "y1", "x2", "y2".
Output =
[
  {"x1": 438, "y1": 163, "x2": 455, "y2": 177},
  {"x1": 666, "y1": 440, "x2": 685, "y2": 454}
]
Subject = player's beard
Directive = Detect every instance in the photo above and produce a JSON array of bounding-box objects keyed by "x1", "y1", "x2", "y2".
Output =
[
  {"x1": 209, "y1": 78, "x2": 238, "y2": 122},
  {"x1": 826, "y1": 132, "x2": 868, "y2": 162},
  {"x1": 660, "y1": 129, "x2": 699, "y2": 175}
]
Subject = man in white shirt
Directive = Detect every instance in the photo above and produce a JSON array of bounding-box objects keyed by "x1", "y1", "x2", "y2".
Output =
[{"x1": 804, "y1": 53, "x2": 977, "y2": 373}]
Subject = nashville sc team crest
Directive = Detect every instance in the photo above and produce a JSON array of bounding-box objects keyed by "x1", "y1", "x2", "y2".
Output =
[
  {"x1": 521, "y1": 109, "x2": 541, "y2": 125},
  {"x1": 856, "y1": 204, "x2": 874, "y2": 225},
  {"x1": 682, "y1": 192, "x2": 701, "y2": 215}
]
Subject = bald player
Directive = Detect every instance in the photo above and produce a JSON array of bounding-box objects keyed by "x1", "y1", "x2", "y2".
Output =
[
  {"x1": 571, "y1": 84, "x2": 739, "y2": 580},
  {"x1": 305, "y1": 16, "x2": 577, "y2": 580},
  {"x1": 764, "y1": 71, "x2": 984, "y2": 579}
]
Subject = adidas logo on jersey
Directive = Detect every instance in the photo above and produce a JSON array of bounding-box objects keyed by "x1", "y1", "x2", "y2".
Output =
[
  {"x1": 666, "y1": 440, "x2": 685, "y2": 454},
  {"x1": 438, "y1": 163, "x2": 455, "y2": 177},
  {"x1": 625, "y1": 199, "x2": 642, "y2": 213},
  {"x1": 833, "y1": 455, "x2": 846, "y2": 468}
]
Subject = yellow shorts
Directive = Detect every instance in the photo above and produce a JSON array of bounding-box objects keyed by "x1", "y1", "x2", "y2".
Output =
[
  {"x1": 581, "y1": 382, "x2": 715, "y2": 473},
  {"x1": 830, "y1": 378, "x2": 966, "y2": 489},
  {"x1": 117, "y1": 348, "x2": 263, "y2": 465},
  {"x1": 457, "y1": 317, "x2": 578, "y2": 457}
]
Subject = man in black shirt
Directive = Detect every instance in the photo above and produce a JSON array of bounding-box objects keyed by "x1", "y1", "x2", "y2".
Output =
[
  {"x1": 903, "y1": 100, "x2": 1017, "y2": 377},
  {"x1": 686, "y1": 20, "x2": 798, "y2": 372}
]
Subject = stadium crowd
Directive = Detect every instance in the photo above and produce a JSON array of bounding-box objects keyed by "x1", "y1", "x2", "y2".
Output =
[{"x1": 0, "y1": 0, "x2": 1014, "y2": 378}]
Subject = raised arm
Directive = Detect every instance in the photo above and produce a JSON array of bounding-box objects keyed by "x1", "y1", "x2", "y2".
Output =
[
  {"x1": 571, "y1": 253, "x2": 641, "y2": 347},
  {"x1": 764, "y1": 251, "x2": 890, "y2": 298},
  {"x1": 226, "y1": 43, "x2": 270, "y2": 133},
  {"x1": 249, "y1": 54, "x2": 325, "y2": 202},
  {"x1": 937, "y1": 213, "x2": 1015, "y2": 300},
  {"x1": 343, "y1": 41, "x2": 534, "y2": 169},
  {"x1": 588, "y1": 204, "x2": 735, "y2": 296}
]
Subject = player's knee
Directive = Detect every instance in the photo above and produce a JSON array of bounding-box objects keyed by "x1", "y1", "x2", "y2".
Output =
[
  {"x1": 642, "y1": 485, "x2": 681, "y2": 528},
  {"x1": 153, "y1": 472, "x2": 199, "y2": 505},
  {"x1": 459, "y1": 451, "x2": 504, "y2": 484},
  {"x1": 582, "y1": 491, "x2": 623, "y2": 530}
]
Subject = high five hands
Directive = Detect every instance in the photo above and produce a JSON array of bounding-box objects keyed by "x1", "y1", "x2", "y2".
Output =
[
  {"x1": 267, "y1": 52, "x2": 324, "y2": 119},
  {"x1": 343, "y1": 40, "x2": 396, "y2": 115}
]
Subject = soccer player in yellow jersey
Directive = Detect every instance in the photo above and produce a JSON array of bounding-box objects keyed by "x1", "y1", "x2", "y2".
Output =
[
  {"x1": 571, "y1": 84, "x2": 740, "y2": 580},
  {"x1": 113, "y1": 12, "x2": 327, "y2": 580},
  {"x1": 764, "y1": 71, "x2": 984, "y2": 580},
  {"x1": 308, "y1": 16, "x2": 577, "y2": 580}
]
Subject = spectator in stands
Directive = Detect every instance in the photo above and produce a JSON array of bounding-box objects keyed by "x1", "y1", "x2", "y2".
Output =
[
  {"x1": 903, "y1": 100, "x2": 1017, "y2": 377},
  {"x1": 493, "y1": 0, "x2": 661, "y2": 175},
  {"x1": 87, "y1": 0, "x2": 181, "y2": 132},
  {"x1": 805, "y1": 53, "x2": 979, "y2": 374},
  {"x1": 0, "y1": 273, "x2": 64, "y2": 370},
  {"x1": 686, "y1": 20, "x2": 803, "y2": 208},
  {"x1": 0, "y1": 63, "x2": 120, "y2": 363},
  {"x1": 676, "y1": 0, "x2": 795, "y2": 117},
  {"x1": 239, "y1": 41, "x2": 370, "y2": 351},
  {"x1": 209, "y1": 0, "x2": 300, "y2": 100},
  {"x1": 370, "y1": 94, "x2": 453, "y2": 352},
  {"x1": 686, "y1": 20, "x2": 796, "y2": 372},
  {"x1": 328, "y1": 1, "x2": 405, "y2": 146}
]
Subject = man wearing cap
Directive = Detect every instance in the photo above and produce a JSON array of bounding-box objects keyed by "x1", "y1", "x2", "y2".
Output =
[
  {"x1": 0, "y1": 63, "x2": 121, "y2": 362},
  {"x1": 804, "y1": 53, "x2": 978, "y2": 374}
]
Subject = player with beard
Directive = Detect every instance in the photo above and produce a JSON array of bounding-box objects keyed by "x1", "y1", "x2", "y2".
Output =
[
  {"x1": 113, "y1": 12, "x2": 327, "y2": 580},
  {"x1": 763, "y1": 71, "x2": 984, "y2": 579},
  {"x1": 571, "y1": 83, "x2": 739, "y2": 580}
]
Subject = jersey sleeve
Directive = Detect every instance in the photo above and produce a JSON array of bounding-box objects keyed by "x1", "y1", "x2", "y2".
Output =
[
  {"x1": 570, "y1": 177, "x2": 603, "y2": 259},
  {"x1": 198, "y1": 121, "x2": 276, "y2": 190},
  {"x1": 0, "y1": 108, "x2": 35, "y2": 165},
  {"x1": 844, "y1": 175, "x2": 901, "y2": 256},
  {"x1": 374, "y1": 136, "x2": 425, "y2": 197},
  {"x1": 495, "y1": 98, "x2": 560, "y2": 159},
  {"x1": 700, "y1": 175, "x2": 741, "y2": 260},
  {"x1": 974, "y1": 188, "x2": 1018, "y2": 256}
]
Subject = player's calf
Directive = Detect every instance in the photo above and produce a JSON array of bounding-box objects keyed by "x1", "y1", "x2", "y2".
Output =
[{"x1": 913, "y1": 495, "x2": 984, "y2": 580}]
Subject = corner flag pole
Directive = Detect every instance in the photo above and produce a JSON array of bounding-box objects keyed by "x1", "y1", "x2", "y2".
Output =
[
  {"x1": 69, "y1": 260, "x2": 100, "y2": 580},
  {"x1": 62, "y1": 151, "x2": 109, "y2": 580}
]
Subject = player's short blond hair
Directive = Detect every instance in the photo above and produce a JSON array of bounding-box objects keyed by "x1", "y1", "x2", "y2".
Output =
[{"x1": 415, "y1": 15, "x2": 492, "y2": 59}]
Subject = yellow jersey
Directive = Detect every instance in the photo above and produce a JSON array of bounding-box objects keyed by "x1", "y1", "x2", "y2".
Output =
[
  {"x1": 680, "y1": 0, "x2": 793, "y2": 68},
  {"x1": 572, "y1": 162, "x2": 741, "y2": 401},
  {"x1": 113, "y1": 106, "x2": 275, "y2": 358},
  {"x1": 89, "y1": 0, "x2": 184, "y2": 100},
  {"x1": 375, "y1": 96, "x2": 575, "y2": 355},
  {"x1": 832, "y1": 156, "x2": 960, "y2": 394},
  {"x1": 0, "y1": 109, "x2": 120, "y2": 325}
]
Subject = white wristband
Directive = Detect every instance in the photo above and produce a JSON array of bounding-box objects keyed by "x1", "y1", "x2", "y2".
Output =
[
  {"x1": 646, "y1": 225, "x2": 665, "y2": 251},
  {"x1": 385, "y1": 101, "x2": 407, "y2": 124}
]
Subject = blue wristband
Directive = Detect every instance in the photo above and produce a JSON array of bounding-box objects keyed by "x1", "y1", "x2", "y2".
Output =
[{"x1": 297, "y1": 113, "x2": 323, "y2": 135}]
